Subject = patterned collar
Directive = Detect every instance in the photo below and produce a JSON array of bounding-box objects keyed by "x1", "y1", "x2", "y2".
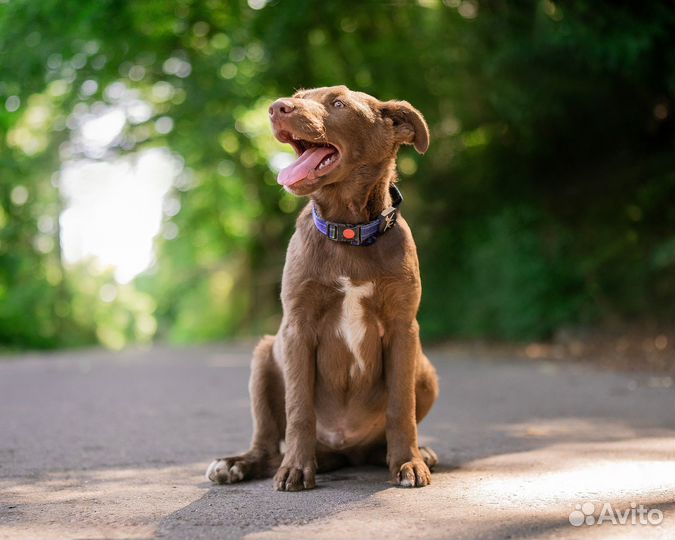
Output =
[{"x1": 311, "y1": 185, "x2": 403, "y2": 246}]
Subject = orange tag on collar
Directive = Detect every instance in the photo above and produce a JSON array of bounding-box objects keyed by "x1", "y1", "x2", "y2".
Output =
[{"x1": 342, "y1": 228, "x2": 355, "y2": 240}]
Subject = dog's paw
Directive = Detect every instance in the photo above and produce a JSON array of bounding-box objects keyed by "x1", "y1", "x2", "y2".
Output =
[
  {"x1": 419, "y1": 446, "x2": 438, "y2": 470},
  {"x1": 274, "y1": 464, "x2": 316, "y2": 492},
  {"x1": 206, "y1": 455, "x2": 254, "y2": 485},
  {"x1": 396, "y1": 458, "x2": 432, "y2": 488}
]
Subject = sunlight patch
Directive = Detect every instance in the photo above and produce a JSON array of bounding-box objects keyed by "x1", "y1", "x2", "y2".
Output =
[{"x1": 59, "y1": 148, "x2": 181, "y2": 283}]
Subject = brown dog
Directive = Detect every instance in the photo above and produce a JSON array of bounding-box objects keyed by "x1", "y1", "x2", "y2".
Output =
[{"x1": 206, "y1": 85, "x2": 439, "y2": 490}]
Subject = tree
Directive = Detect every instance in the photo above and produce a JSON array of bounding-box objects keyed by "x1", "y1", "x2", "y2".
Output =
[{"x1": 0, "y1": 0, "x2": 672, "y2": 348}]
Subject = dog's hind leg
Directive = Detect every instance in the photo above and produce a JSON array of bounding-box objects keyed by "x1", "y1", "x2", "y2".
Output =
[
  {"x1": 412, "y1": 354, "x2": 440, "y2": 469},
  {"x1": 207, "y1": 335, "x2": 286, "y2": 484},
  {"x1": 415, "y1": 353, "x2": 439, "y2": 423}
]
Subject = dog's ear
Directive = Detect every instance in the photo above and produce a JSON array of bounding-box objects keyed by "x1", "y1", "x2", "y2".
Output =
[{"x1": 380, "y1": 100, "x2": 430, "y2": 154}]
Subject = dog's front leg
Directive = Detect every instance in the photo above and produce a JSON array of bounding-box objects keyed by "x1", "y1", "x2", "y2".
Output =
[
  {"x1": 274, "y1": 324, "x2": 317, "y2": 491},
  {"x1": 384, "y1": 320, "x2": 431, "y2": 487}
]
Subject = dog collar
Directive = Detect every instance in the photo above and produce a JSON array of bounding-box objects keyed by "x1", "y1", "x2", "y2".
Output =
[{"x1": 311, "y1": 185, "x2": 403, "y2": 246}]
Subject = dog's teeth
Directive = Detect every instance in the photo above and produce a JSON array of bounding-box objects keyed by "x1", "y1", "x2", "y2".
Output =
[{"x1": 316, "y1": 152, "x2": 338, "y2": 171}]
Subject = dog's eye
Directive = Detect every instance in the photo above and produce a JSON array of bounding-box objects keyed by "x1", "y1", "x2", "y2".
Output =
[{"x1": 332, "y1": 99, "x2": 345, "y2": 108}]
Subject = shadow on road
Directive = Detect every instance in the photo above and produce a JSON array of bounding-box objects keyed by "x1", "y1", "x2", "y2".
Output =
[{"x1": 156, "y1": 468, "x2": 392, "y2": 539}]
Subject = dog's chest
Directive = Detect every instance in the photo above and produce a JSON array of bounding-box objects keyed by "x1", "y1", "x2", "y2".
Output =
[
  {"x1": 336, "y1": 276, "x2": 372, "y2": 375},
  {"x1": 314, "y1": 276, "x2": 386, "y2": 448},
  {"x1": 325, "y1": 276, "x2": 384, "y2": 378}
]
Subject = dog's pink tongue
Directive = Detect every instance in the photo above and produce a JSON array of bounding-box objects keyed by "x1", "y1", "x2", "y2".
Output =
[{"x1": 278, "y1": 146, "x2": 334, "y2": 186}]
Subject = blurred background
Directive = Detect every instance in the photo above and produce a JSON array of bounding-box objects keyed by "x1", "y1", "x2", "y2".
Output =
[{"x1": 0, "y1": 0, "x2": 673, "y2": 364}]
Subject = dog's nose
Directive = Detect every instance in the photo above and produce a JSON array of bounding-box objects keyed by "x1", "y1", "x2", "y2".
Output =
[{"x1": 269, "y1": 99, "x2": 295, "y2": 117}]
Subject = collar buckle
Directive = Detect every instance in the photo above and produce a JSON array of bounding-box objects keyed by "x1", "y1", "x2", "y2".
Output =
[{"x1": 379, "y1": 206, "x2": 398, "y2": 233}]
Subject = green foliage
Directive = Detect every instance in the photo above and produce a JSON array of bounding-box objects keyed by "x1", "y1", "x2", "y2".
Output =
[
  {"x1": 421, "y1": 206, "x2": 584, "y2": 341},
  {"x1": 0, "y1": 0, "x2": 673, "y2": 349}
]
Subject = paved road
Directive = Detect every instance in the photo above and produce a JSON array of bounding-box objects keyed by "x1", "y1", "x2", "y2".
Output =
[{"x1": 0, "y1": 344, "x2": 673, "y2": 539}]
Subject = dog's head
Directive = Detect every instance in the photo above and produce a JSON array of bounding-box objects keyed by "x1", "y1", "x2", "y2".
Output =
[{"x1": 269, "y1": 85, "x2": 429, "y2": 195}]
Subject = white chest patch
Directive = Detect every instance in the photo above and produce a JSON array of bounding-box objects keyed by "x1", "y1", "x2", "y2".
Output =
[{"x1": 336, "y1": 276, "x2": 374, "y2": 377}]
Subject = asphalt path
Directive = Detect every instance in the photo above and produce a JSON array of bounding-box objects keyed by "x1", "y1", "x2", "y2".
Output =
[{"x1": 1, "y1": 343, "x2": 673, "y2": 539}]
